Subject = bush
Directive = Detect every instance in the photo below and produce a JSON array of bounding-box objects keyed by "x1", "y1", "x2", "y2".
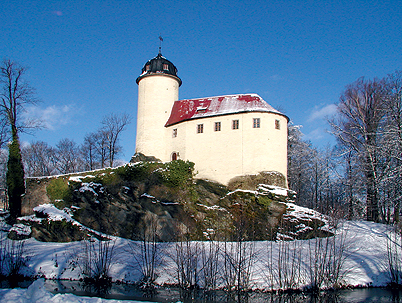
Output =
[
  {"x1": 116, "y1": 163, "x2": 155, "y2": 182},
  {"x1": 161, "y1": 160, "x2": 195, "y2": 188},
  {"x1": 0, "y1": 239, "x2": 28, "y2": 280},
  {"x1": 78, "y1": 237, "x2": 116, "y2": 284}
]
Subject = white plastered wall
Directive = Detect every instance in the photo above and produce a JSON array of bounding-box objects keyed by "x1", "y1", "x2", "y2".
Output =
[
  {"x1": 167, "y1": 112, "x2": 288, "y2": 185},
  {"x1": 136, "y1": 74, "x2": 180, "y2": 161}
]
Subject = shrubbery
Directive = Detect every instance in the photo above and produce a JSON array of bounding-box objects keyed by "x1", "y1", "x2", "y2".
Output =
[{"x1": 159, "y1": 160, "x2": 195, "y2": 188}]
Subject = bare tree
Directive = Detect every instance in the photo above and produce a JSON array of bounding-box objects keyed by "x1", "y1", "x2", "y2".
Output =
[
  {"x1": 22, "y1": 141, "x2": 57, "y2": 177},
  {"x1": 382, "y1": 71, "x2": 402, "y2": 223},
  {"x1": 100, "y1": 113, "x2": 131, "y2": 167},
  {"x1": 0, "y1": 59, "x2": 39, "y2": 220},
  {"x1": 81, "y1": 133, "x2": 102, "y2": 171},
  {"x1": 55, "y1": 138, "x2": 82, "y2": 174},
  {"x1": 329, "y1": 77, "x2": 387, "y2": 222}
]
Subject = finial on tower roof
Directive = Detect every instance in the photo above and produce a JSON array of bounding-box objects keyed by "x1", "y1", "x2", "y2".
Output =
[{"x1": 158, "y1": 35, "x2": 163, "y2": 54}]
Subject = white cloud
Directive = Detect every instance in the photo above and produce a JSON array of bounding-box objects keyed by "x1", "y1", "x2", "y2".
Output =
[
  {"x1": 308, "y1": 104, "x2": 337, "y2": 122},
  {"x1": 23, "y1": 104, "x2": 80, "y2": 130},
  {"x1": 269, "y1": 74, "x2": 284, "y2": 81},
  {"x1": 305, "y1": 128, "x2": 325, "y2": 140}
]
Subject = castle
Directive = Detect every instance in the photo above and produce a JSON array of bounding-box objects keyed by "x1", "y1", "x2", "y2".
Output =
[{"x1": 135, "y1": 52, "x2": 289, "y2": 185}]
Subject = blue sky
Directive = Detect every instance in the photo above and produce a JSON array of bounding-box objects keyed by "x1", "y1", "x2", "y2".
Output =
[{"x1": 1, "y1": 0, "x2": 401, "y2": 161}]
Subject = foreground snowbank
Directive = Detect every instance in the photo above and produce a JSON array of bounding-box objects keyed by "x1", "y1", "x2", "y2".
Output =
[
  {"x1": 3, "y1": 220, "x2": 392, "y2": 289},
  {"x1": 0, "y1": 279, "x2": 146, "y2": 303}
]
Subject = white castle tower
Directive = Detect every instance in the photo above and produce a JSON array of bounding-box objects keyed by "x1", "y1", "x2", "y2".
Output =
[{"x1": 135, "y1": 52, "x2": 182, "y2": 161}]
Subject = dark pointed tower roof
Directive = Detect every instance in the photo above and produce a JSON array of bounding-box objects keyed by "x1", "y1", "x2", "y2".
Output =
[{"x1": 136, "y1": 52, "x2": 182, "y2": 86}]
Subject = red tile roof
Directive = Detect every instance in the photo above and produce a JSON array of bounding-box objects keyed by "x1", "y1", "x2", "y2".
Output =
[{"x1": 165, "y1": 94, "x2": 285, "y2": 127}]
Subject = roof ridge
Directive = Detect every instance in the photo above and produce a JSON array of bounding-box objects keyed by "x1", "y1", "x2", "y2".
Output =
[{"x1": 178, "y1": 93, "x2": 259, "y2": 102}]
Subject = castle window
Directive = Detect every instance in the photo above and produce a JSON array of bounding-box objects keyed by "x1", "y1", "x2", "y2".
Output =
[
  {"x1": 145, "y1": 65, "x2": 150, "y2": 71},
  {"x1": 275, "y1": 119, "x2": 280, "y2": 130},
  {"x1": 253, "y1": 118, "x2": 260, "y2": 128},
  {"x1": 232, "y1": 120, "x2": 239, "y2": 130},
  {"x1": 214, "y1": 122, "x2": 221, "y2": 131},
  {"x1": 163, "y1": 63, "x2": 169, "y2": 70},
  {"x1": 172, "y1": 128, "x2": 177, "y2": 137},
  {"x1": 172, "y1": 152, "x2": 178, "y2": 161},
  {"x1": 197, "y1": 124, "x2": 204, "y2": 133}
]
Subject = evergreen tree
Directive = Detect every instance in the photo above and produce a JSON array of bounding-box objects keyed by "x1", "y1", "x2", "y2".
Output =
[{"x1": 6, "y1": 131, "x2": 24, "y2": 220}]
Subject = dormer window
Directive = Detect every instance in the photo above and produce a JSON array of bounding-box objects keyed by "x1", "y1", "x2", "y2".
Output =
[
  {"x1": 145, "y1": 65, "x2": 150, "y2": 71},
  {"x1": 163, "y1": 64, "x2": 169, "y2": 70}
]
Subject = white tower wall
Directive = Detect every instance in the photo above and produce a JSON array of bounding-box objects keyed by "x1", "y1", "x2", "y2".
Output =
[{"x1": 136, "y1": 74, "x2": 180, "y2": 161}]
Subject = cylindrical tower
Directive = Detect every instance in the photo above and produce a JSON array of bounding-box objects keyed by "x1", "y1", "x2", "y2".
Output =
[{"x1": 135, "y1": 53, "x2": 182, "y2": 161}]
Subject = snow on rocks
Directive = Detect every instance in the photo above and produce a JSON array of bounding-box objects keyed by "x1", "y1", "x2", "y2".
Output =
[
  {"x1": 9, "y1": 224, "x2": 31, "y2": 236},
  {"x1": 277, "y1": 203, "x2": 332, "y2": 240},
  {"x1": 32, "y1": 204, "x2": 75, "y2": 222},
  {"x1": 257, "y1": 184, "x2": 296, "y2": 202},
  {"x1": 78, "y1": 182, "x2": 104, "y2": 196}
]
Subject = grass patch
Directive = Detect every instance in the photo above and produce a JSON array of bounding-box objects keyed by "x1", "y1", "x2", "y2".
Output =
[
  {"x1": 257, "y1": 195, "x2": 274, "y2": 207},
  {"x1": 46, "y1": 177, "x2": 71, "y2": 206}
]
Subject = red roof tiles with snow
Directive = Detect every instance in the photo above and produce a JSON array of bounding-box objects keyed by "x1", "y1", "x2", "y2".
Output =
[{"x1": 165, "y1": 94, "x2": 285, "y2": 127}]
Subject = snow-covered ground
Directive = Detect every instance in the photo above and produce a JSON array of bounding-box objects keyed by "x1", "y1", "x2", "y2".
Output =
[
  {"x1": 0, "y1": 279, "x2": 147, "y2": 302},
  {"x1": 0, "y1": 208, "x2": 397, "y2": 302}
]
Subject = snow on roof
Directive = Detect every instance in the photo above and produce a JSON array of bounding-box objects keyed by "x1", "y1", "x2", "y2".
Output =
[{"x1": 165, "y1": 94, "x2": 287, "y2": 127}]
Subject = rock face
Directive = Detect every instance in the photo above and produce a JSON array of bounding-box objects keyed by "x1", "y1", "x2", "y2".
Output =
[{"x1": 19, "y1": 161, "x2": 332, "y2": 242}]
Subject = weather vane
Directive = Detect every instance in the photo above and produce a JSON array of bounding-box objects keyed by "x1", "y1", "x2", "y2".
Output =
[{"x1": 158, "y1": 35, "x2": 163, "y2": 54}]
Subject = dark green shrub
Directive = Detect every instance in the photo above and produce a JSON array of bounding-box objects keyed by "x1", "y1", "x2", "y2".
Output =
[
  {"x1": 116, "y1": 163, "x2": 154, "y2": 182},
  {"x1": 161, "y1": 160, "x2": 195, "y2": 188}
]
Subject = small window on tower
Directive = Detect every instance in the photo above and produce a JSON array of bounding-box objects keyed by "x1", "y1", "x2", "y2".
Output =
[
  {"x1": 172, "y1": 129, "x2": 177, "y2": 137},
  {"x1": 197, "y1": 124, "x2": 204, "y2": 134},
  {"x1": 253, "y1": 118, "x2": 260, "y2": 128},
  {"x1": 214, "y1": 122, "x2": 221, "y2": 131},
  {"x1": 145, "y1": 65, "x2": 150, "y2": 71},
  {"x1": 275, "y1": 119, "x2": 280, "y2": 130},
  {"x1": 163, "y1": 64, "x2": 169, "y2": 70},
  {"x1": 232, "y1": 120, "x2": 239, "y2": 130}
]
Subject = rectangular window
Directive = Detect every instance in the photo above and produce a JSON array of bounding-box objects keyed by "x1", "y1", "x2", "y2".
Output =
[
  {"x1": 214, "y1": 122, "x2": 221, "y2": 131},
  {"x1": 232, "y1": 120, "x2": 239, "y2": 130},
  {"x1": 253, "y1": 118, "x2": 260, "y2": 128},
  {"x1": 163, "y1": 63, "x2": 169, "y2": 70},
  {"x1": 197, "y1": 124, "x2": 204, "y2": 133},
  {"x1": 172, "y1": 128, "x2": 177, "y2": 137},
  {"x1": 275, "y1": 119, "x2": 280, "y2": 130}
]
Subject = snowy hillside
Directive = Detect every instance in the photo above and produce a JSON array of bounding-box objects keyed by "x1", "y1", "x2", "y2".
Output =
[
  {"x1": 0, "y1": 215, "x2": 393, "y2": 288},
  {"x1": 0, "y1": 213, "x2": 398, "y2": 302}
]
